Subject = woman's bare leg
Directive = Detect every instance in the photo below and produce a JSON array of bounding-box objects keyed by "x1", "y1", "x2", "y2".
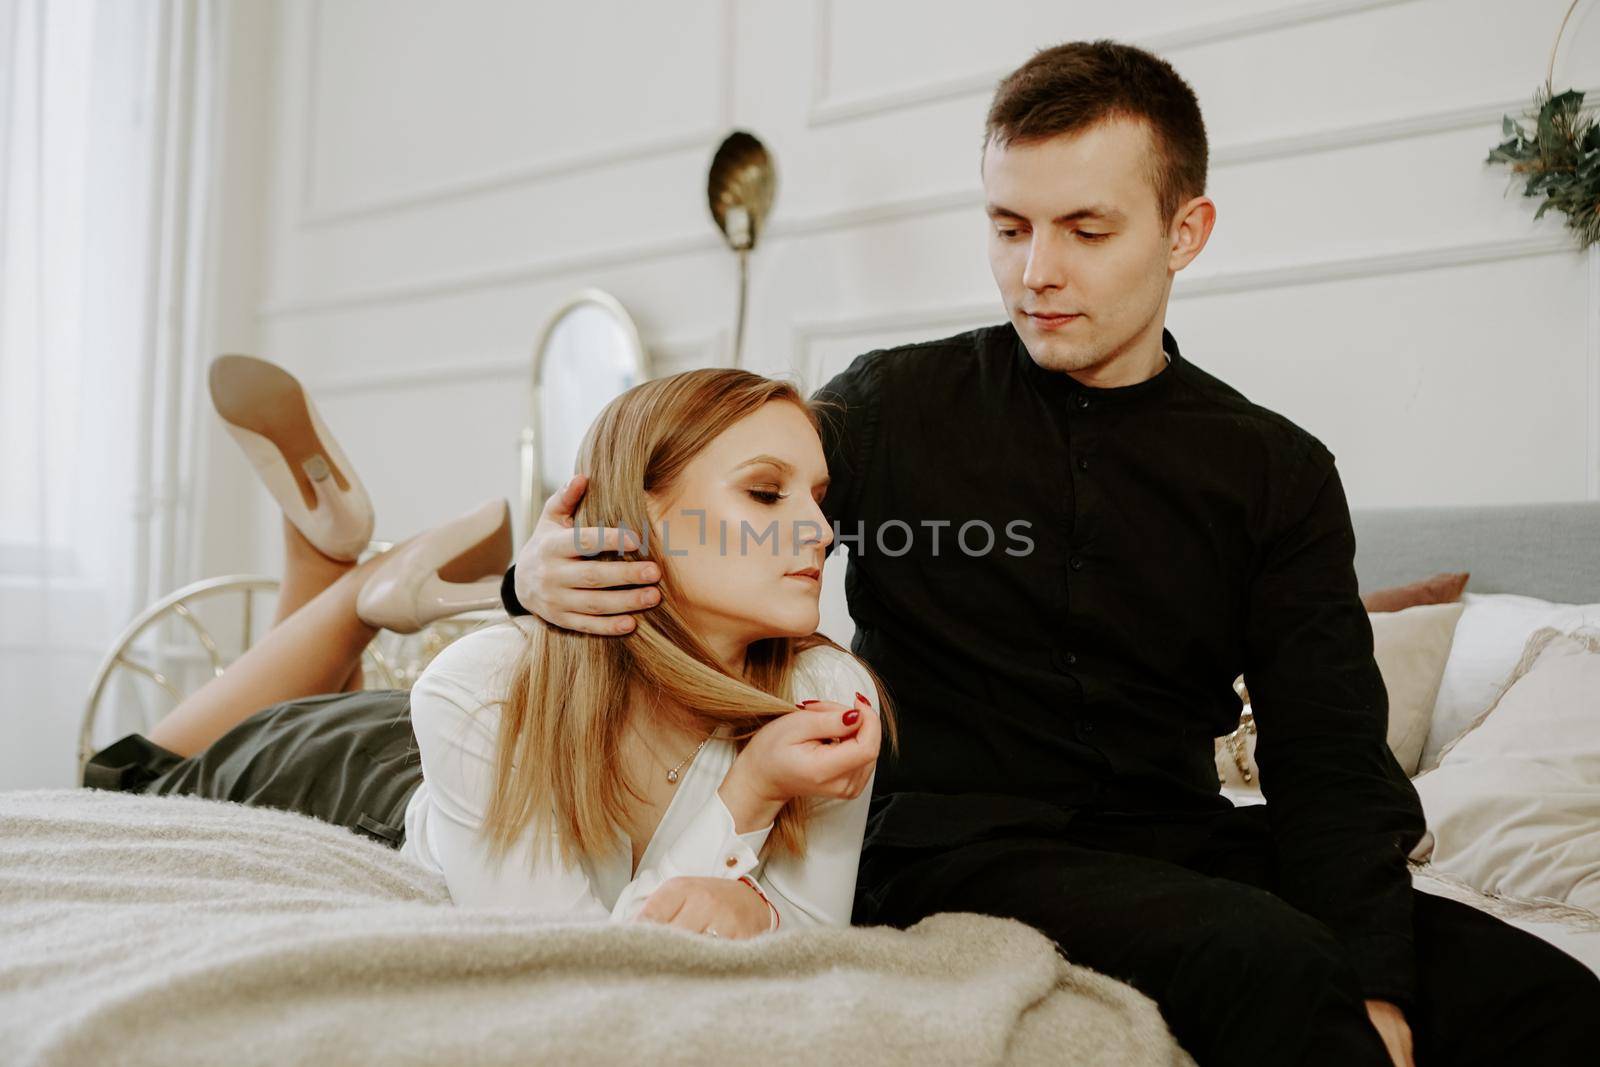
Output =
[
  {"x1": 336, "y1": 659, "x2": 365, "y2": 694},
  {"x1": 273, "y1": 516, "x2": 356, "y2": 625},
  {"x1": 146, "y1": 545, "x2": 397, "y2": 758},
  {"x1": 275, "y1": 515, "x2": 367, "y2": 693}
]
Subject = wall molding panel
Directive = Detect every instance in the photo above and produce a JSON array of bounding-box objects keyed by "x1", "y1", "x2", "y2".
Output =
[
  {"x1": 1215, "y1": 84, "x2": 1600, "y2": 166},
  {"x1": 1174, "y1": 234, "x2": 1575, "y2": 299},
  {"x1": 301, "y1": 128, "x2": 728, "y2": 230},
  {"x1": 1589, "y1": 244, "x2": 1600, "y2": 500},
  {"x1": 791, "y1": 304, "x2": 999, "y2": 390},
  {"x1": 250, "y1": 0, "x2": 1600, "y2": 529},
  {"x1": 296, "y1": 0, "x2": 739, "y2": 228},
  {"x1": 262, "y1": 227, "x2": 1575, "y2": 325},
  {"x1": 807, "y1": 0, "x2": 1418, "y2": 127},
  {"x1": 649, "y1": 328, "x2": 733, "y2": 375},
  {"x1": 790, "y1": 234, "x2": 1579, "y2": 389},
  {"x1": 311, "y1": 353, "x2": 533, "y2": 397},
  {"x1": 304, "y1": 330, "x2": 729, "y2": 397},
  {"x1": 260, "y1": 86, "x2": 1590, "y2": 322},
  {"x1": 261, "y1": 228, "x2": 721, "y2": 319}
]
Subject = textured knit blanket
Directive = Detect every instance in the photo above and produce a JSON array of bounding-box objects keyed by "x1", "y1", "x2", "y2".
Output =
[{"x1": 0, "y1": 789, "x2": 1192, "y2": 1066}]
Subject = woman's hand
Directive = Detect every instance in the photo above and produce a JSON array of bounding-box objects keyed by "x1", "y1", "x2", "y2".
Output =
[
  {"x1": 632, "y1": 875, "x2": 772, "y2": 939},
  {"x1": 721, "y1": 693, "x2": 880, "y2": 826},
  {"x1": 513, "y1": 474, "x2": 663, "y2": 635}
]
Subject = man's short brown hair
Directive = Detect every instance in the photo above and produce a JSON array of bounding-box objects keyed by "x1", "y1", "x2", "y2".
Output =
[{"x1": 984, "y1": 39, "x2": 1208, "y2": 225}]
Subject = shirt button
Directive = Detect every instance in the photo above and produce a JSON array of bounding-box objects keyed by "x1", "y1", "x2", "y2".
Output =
[
  {"x1": 1075, "y1": 719, "x2": 1097, "y2": 739},
  {"x1": 1052, "y1": 649, "x2": 1078, "y2": 671},
  {"x1": 1069, "y1": 556, "x2": 1084, "y2": 571},
  {"x1": 1076, "y1": 458, "x2": 1089, "y2": 472},
  {"x1": 725, "y1": 856, "x2": 739, "y2": 868},
  {"x1": 1074, "y1": 395, "x2": 1090, "y2": 410}
]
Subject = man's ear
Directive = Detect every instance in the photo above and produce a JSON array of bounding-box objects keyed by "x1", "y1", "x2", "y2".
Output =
[{"x1": 1168, "y1": 196, "x2": 1216, "y2": 272}]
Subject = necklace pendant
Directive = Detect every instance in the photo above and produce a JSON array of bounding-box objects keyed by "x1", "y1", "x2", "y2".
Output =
[{"x1": 666, "y1": 769, "x2": 679, "y2": 784}]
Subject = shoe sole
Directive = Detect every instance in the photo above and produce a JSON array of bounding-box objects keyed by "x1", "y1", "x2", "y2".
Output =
[{"x1": 209, "y1": 355, "x2": 352, "y2": 511}]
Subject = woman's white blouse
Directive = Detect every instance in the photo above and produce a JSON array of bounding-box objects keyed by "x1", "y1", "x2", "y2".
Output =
[{"x1": 399, "y1": 617, "x2": 879, "y2": 928}]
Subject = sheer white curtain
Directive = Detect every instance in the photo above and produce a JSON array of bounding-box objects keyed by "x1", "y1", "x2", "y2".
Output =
[{"x1": 0, "y1": 0, "x2": 221, "y2": 789}]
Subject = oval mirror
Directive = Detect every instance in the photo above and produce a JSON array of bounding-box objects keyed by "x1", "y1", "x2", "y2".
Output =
[{"x1": 521, "y1": 290, "x2": 649, "y2": 540}]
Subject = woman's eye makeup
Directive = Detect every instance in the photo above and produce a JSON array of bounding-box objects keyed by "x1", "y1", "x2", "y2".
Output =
[{"x1": 746, "y1": 485, "x2": 785, "y2": 505}]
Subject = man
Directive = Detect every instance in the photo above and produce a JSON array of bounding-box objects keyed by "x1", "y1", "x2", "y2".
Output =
[{"x1": 500, "y1": 40, "x2": 1599, "y2": 1066}]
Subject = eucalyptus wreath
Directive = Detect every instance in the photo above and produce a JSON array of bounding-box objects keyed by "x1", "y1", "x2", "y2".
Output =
[{"x1": 1487, "y1": 88, "x2": 1600, "y2": 249}]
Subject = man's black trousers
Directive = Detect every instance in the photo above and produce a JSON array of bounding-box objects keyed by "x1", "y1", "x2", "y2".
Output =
[{"x1": 853, "y1": 801, "x2": 1600, "y2": 1066}]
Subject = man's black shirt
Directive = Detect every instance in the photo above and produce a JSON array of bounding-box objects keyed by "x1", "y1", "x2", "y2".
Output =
[
  {"x1": 503, "y1": 322, "x2": 1427, "y2": 1003},
  {"x1": 812, "y1": 322, "x2": 1425, "y2": 1002}
]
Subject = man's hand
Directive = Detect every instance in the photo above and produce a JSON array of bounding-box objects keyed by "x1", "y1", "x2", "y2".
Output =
[
  {"x1": 513, "y1": 474, "x2": 663, "y2": 634},
  {"x1": 1365, "y1": 999, "x2": 1415, "y2": 1067},
  {"x1": 632, "y1": 876, "x2": 772, "y2": 939}
]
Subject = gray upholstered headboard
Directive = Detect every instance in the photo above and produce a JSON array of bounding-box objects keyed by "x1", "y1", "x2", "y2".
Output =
[{"x1": 1351, "y1": 502, "x2": 1600, "y2": 604}]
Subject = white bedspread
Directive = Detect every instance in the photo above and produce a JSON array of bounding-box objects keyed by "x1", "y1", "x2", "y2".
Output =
[{"x1": 0, "y1": 789, "x2": 1193, "y2": 1067}]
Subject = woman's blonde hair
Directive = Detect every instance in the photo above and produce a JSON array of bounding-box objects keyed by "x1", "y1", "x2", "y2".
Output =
[{"x1": 481, "y1": 368, "x2": 896, "y2": 869}]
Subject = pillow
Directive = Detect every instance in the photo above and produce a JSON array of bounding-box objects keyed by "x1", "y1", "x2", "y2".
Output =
[
  {"x1": 1369, "y1": 602, "x2": 1467, "y2": 773},
  {"x1": 1421, "y1": 593, "x2": 1600, "y2": 772},
  {"x1": 1361, "y1": 571, "x2": 1469, "y2": 613},
  {"x1": 1216, "y1": 601, "x2": 1466, "y2": 789},
  {"x1": 1412, "y1": 627, "x2": 1600, "y2": 914}
]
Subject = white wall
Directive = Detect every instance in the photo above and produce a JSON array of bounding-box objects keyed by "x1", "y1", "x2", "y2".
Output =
[
  {"x1": 219, "y1": 0, "x2": 1599, "y2": 643},
  {"x1": 15, "y1": 0, "x2": 1590, "y2": 790}
]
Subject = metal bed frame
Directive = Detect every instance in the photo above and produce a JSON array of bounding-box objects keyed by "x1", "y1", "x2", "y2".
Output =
[{"x1": 76, "y1": 544, "x2": 498, "y2": 778}]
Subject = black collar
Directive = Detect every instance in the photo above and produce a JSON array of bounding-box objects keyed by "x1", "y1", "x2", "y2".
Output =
[{"x1": 1013, "y1": 324, "x2": 1184, "y2": 405}]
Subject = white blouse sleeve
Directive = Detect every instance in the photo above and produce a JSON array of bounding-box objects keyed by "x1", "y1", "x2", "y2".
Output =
[
  {"x1": 743, "y1": 647, "x2": 880, "y2": 929},
  {"x1": 607, "y1": 789, "x2": 774, "y2": 922}
]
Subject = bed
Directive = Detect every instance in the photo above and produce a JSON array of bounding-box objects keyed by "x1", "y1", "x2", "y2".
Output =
[
  {"x1": 1230, "y1": 499, "x2": 1600, "y2": 977},
  {"x1": 5, "y1": 500, "x2": 1598, "y2": 1065},
  {"x1": 16, "y1": 604, "x2": 1193, "y2": 1064},
  {"x1": 0, "y1": 788, "x2": 1188, "y2": 1067}
]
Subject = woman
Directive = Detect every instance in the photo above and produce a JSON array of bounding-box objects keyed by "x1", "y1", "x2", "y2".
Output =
[{"x1": 83, "y1": 356, "x2": 894, "y2": 941}]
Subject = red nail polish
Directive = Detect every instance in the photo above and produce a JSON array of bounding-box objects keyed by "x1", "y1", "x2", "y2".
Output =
[
  {"x1": 843, "y1": 709, "x2": 860, "y2": 726},
  {"x1": 854, "y1": 691, "x2": 871, "y2": 706},
  {"x1": 799, "y1": 699, "x2": 820, "y2": 706}
]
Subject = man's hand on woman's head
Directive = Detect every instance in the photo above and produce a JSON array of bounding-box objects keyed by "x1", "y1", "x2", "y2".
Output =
[{"x1": 515, "y1": 474, "x2": 663, "y2": 635}]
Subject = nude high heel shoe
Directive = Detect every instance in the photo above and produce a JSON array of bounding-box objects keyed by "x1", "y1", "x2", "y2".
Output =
[
  {"x1": 209, "y1": 355, "x2": 375, "y2": 562},
  {"x1": 357, "y1": 499, "x2": 514, "y2": 634}
]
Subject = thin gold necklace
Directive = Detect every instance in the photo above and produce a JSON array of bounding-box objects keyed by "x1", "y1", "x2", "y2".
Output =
[
  {"x1": 633, "y1": 692, "x2": 714, "y2": 784},
  {"x1": 664, "y1": 736, "x2": 711, "y2": 784}
]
